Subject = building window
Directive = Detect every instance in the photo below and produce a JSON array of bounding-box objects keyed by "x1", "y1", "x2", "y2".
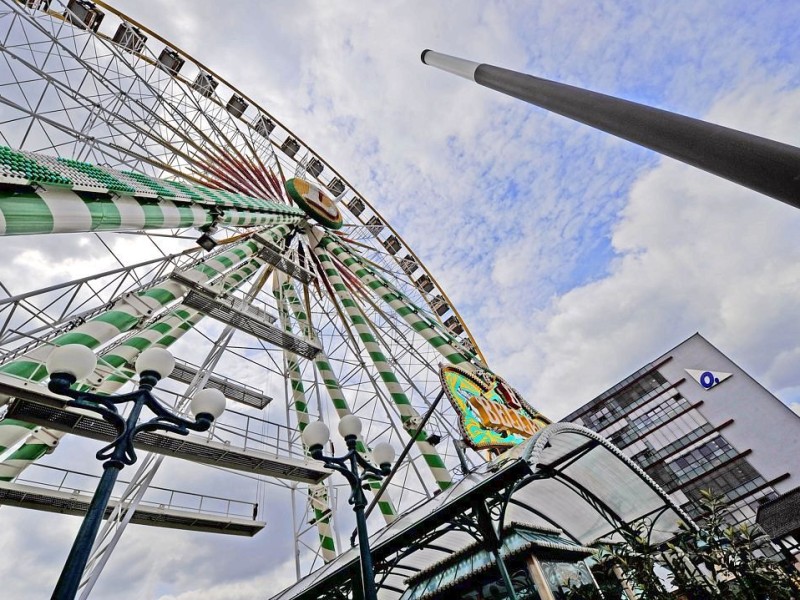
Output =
[
  {"x1": 614, "y1": 371, "x2": 668, "y2": 410},
  {"x1": 644, "y1": 412, "x2": 709, "y2": 451},
  {"x1": 646, "y1": 436, "x2": 738, "y2": 491},
  {"x1": 682, "y1": 457, "x2": 766, "y2": 509},
  {"x1": 582, "y1": 371, "x2": 670, "y2": 430},
  {"x1": 666, "y1": 436, "x2": 738, "y2": 485},
  {"x1": 607, "y1": 396, "x2": 691, "y2": 449},
  {"x1": 631, "y1": 422, "x2": 715, "y2": 469}
]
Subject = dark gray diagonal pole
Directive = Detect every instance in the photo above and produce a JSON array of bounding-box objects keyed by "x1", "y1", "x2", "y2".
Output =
[{"x1": 421, "y1": 49, "x2": 800, "y2": 210}]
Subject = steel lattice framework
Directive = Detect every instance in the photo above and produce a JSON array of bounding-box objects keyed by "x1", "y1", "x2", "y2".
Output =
[{"x1": 0, "y1": 1, "x2": 502, "y2": 597}]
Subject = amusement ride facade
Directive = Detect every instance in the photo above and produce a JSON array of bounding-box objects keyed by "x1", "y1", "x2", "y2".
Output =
[{"x1": 0, "y1": 3, "x2": 689, "y2": 599}]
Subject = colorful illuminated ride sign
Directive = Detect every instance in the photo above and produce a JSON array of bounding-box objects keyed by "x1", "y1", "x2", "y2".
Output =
[{"x1": 440, "y1": 365, "x2": 549, "y2": 451}]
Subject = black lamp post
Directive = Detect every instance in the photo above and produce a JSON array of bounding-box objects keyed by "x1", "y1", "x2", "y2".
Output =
[
  {"x1": 301, "y1": 415, "x2": 395, "y2": 600},
  {"x1": 44, "y1": 344, "x2": 228, "y2": 600}
]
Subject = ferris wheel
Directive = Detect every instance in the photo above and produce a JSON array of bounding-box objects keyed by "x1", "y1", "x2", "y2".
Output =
[{"x1": 0, "y1": 1, "x2": 548, "y2": 596}]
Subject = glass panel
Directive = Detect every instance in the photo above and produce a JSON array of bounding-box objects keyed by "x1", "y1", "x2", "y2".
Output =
[
  {"x1": 650, "y1": 508, "x2": 685, "y2": 544},
  {"x1": 510, "y1": 477, "x2": 608, "y2": 543},
  {"x1": 474, "y1": 566, "x2": 541, "y2": 600},
  {"x1": 524, "y1": 437, "x2": 683, "y2": 544},
  {"x1": 563, "y1": 445, "x2": 666, "y2": 522},
  {"x1": 540, "y1": 560, "x2": 595, "y2": 600},
  {"x1": 454, "y1": 553, "x2": 477, "y2": 582}
]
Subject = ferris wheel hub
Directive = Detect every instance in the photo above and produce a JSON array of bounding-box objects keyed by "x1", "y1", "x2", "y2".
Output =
[{"x1": 285, "y1": 178, "x2": 343, "y2": 230}]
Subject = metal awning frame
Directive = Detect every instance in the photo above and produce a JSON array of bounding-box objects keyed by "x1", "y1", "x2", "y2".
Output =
[
  {"x1": 271, "y1": 423, "x2": 694, "y2": 600},
  {"x1": 517, "y1": 423, "x2": 696, "y2": 544},
  {"x1": 274, "y1": 459, "x2": 531, "y2": 600}
]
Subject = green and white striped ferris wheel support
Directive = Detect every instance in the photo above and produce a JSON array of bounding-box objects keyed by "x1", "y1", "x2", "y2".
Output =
[
  {"x1": 311, "y1": 236, "x2": 453, "y2": 492},
  {"x1": 278, "y1": 273, "x2": 399, "y2": 523},
  {"x1": 93, "y1": 256, "x2": 268, "y2": 395},
  {"x1": 273, "y1": 275, "x2": 338, "y2": 562},
  {"x1": 0, "y1": 181, "x2": 299, "y2": 236},
  {"x1": 0, "y1": 226, "x2": 293, "y2": 481},
  {"x1": 91, "y1": 222, "x2": 295, "y2": 394},
  {"x1": 0, "y1": 187, "x2": 206, "y2": 235},
  {"x1": 0, "y1": 257, "x2": 266, "y2": 482},
  {"x1": 316, "y1": 234, "x2": 477, "y2": 372},
  {"x1": 0, "y1": 144, "x2": 305, "y2": 236}
]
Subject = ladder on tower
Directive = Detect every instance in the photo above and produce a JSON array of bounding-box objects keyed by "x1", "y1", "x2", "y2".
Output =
[
  {"x1": 180, "y1": 289, "x2": 322, "y2": 359},
  {"x1": 170, "y1": 359, "x2": 273, "y2": 409}
]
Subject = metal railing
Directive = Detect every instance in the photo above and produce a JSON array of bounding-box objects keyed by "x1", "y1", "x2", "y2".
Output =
[{"x1": 14, "y1": 463, "x2": 259, "y2": 520}]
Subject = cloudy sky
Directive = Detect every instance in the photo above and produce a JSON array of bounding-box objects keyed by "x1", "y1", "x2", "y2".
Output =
[{"x1": 1, "y1": 1, "x2": 800, "y2": 598}]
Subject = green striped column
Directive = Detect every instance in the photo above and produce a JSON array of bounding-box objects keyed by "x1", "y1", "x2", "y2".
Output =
[
  {"x1": 93, "y1": 307, "x2": 205, "y2": 395},
  {"x1": 94, "y1": 255, "x2": 267, "y2": 395},
  {"x1": 0, "y1": 187, "x2": 301, "y2": 236},
  {"x1": 279, "y1": 273, "x2": 398, "y2": 523},
  {"x1": 177, "y1": 233, "x2": 274, "y2": 289},
  {"x1": 1, "y1": 226, "x2": 286, "y2": 396},
  {"x1": 273, "y1": 279, "x2": 312, "y2": 432},
  {"x1": 0, "y1": 258, "x2": 267, "y2": 483},
  {"x1": 329, "y1": 236, "x2": 476, "y2": 357},
  {"x1": 315, "y1": 233, "x2": 476, "y2": 372},
  {"x1": 0, "y1": 421, "x2": 59, "y2": 481},
  {"x1": 0, "y1": 309, "x2": 208, "y2": 480},
  {"x1": 0, "y1": 283, "x2": 182, "y2": 385},
  {"x1": 307, "y1": 483, "x2": 337, "y2": 561},
  {"x1": 78, "y1": 219, "x2": 291, "y2": 394},
  {"x1": 0, "y1": 238, "x2": 264, "y2": 386},
  {"x1": 218, "y1": 211, "x2": 300, "y2": 229},
  {"x1": 0, "y1": 188, "x2": 209, "y2": 236},
  {"x1": 311, "y1": 242, "x2": 453, "y2": 491},
  {"x1": 273, "y1": 275, "x2": 337, "y2": 562},
  {"x1": 0, "y1": 235, "x2": 277, "y2": 481}
]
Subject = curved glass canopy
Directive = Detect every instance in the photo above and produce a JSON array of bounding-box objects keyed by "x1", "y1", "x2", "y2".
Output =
[{"x1": 270, "y1": 423, "x2": 691, "y2": 600}]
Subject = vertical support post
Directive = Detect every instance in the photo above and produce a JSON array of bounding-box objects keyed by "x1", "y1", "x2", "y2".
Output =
[
  {"x1": 613, "y1": 565, "x2": 639, "y2": 600},
  {"x1": 472, "y1": 499, "x2": 518, "y2": 600},
  {"x1": 314, "y1": 232, "x2": 476, "y2": 369},
  {"x1": 350, "y1": 452, "x2": 378, "y2": 600},
  {"x1": 311, "y1": 240, "x2": 453, "y2": 491},
  {"x1": 53, "y1": 390, "x2": 149, "y2": 599},
  {"x1": 53, "y1": 463, "x2": 121, "y2": 600},
  {"x1": 273, "y1": 274, "x2": 337, "y2": 563},
  {"x1": 280, "y1": 274, "x2": 399, "y2": 523},
  {"x1": 526, "y1": 555, "x2": 556, "y2": 600}
]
